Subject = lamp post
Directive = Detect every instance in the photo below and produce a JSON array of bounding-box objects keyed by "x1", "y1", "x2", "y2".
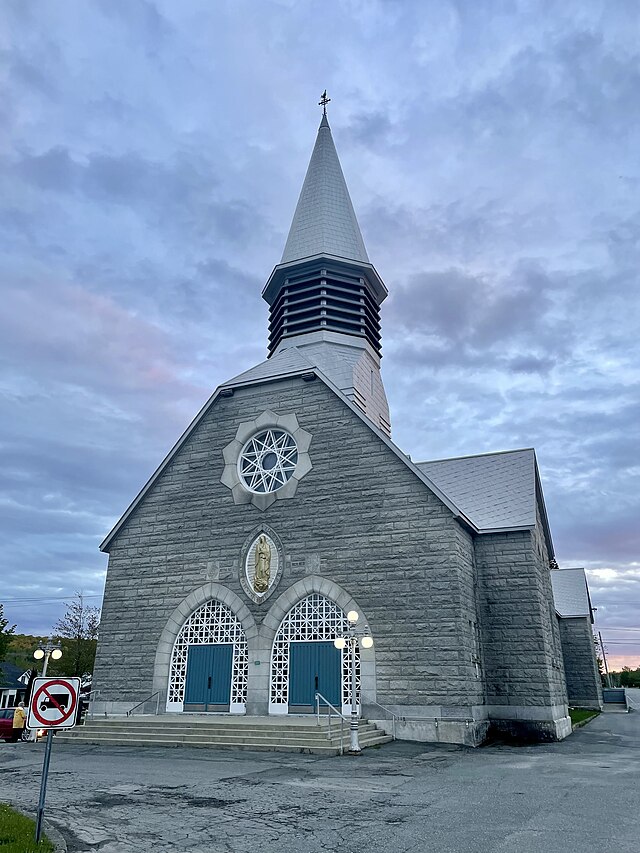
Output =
[
  {"x1": 26, "y1": 643, "x2": 63, "y2": 745},
  {"x1": 334, "y1": 610, "x2": 373, "y2": 755},
  {"x1": 33, "y1": 642, "x2": 63, "y2": 677},
  {"x1": 32, "y1": 642, "x2": 63, "y2": 843}
]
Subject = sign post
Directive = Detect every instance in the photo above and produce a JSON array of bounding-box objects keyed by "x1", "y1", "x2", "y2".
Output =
[{"x1": 27, "y1": 676, "x2": 81, "y2": 843}]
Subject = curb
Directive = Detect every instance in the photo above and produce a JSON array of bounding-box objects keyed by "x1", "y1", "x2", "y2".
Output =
[
  {"x1": 43, "y1": 819, "x2": 68, "y2": 853},
  {"x1": 571, "y1": 714, "x2": 600, "y2": 731}
]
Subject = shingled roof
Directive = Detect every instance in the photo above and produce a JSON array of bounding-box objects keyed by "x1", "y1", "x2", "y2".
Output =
[
  {"x1": 416, "y1": 449, "x2": 537, "y2": 532},
  {"x1": 551, "y1": 568, "x2": 593, "y2": 618}
]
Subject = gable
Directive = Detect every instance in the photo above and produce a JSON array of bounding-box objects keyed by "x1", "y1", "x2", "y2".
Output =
[{"x1": 100, "y1": 364, "x2": 472, "y2": 552}]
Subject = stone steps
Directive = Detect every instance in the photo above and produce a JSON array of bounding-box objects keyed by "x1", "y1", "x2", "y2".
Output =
[
  {"x1": 64, "y1": 724, "x2": 382, "y2": 740},
  {"x1": 56, "y1": 717, "x2": 392, "y2": 754}
]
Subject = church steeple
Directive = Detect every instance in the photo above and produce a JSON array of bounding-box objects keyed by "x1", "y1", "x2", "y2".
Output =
[
  {"x1": 280, "y1": 110, "x2": 370, "y2": 265},
  {"x1": 262, "y1": 96, "x2": 391, "y2": 436},
  {"x1": 263, "y1": 98, "x2": 387, "y2": 358}
]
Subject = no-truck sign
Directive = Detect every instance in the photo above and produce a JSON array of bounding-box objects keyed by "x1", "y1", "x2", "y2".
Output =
[{"x1": 28, "y1": 677, "x2": 81, "y2": 729}]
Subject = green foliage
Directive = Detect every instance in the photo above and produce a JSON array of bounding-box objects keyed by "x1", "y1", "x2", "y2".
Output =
[
  {"x1": 0, "y1": 803, "x2": 54, "y2": 852},
  {"x1": 47, "y1": 592, "x2": 100, "y2": 679},
  {"x1": 2, "y1": 634, "x2": 49, "y2": 673},
  {"x1": 618, "y1": 667, "x2": 640, "y2": 688},
  {"x1": 0, "y1": 604, "x2": 16, "y2": 663}
]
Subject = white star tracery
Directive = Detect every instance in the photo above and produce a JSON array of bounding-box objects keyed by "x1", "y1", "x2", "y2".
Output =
[{"x1": 238, "y1": 429, "x2": 298, "y2": 493}]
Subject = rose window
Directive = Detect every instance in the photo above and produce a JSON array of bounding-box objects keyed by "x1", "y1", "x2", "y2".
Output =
[{"x1": 238, "y1": 429, "x2": 298, "y2": 493}]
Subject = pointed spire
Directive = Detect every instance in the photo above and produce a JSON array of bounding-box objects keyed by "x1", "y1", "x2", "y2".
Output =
[{"x1": 281, "y1": 101, "x2": 369, "y2": 264}]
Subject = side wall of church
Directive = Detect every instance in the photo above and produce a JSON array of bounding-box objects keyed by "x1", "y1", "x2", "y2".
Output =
[
  {"x1": 93, "y1": 376, "x2": 479, "y2": 711},
  {"x1": 475, "y1": 496, "x2": 570, "y2": 738},
  {"x1": 530, "y1": 500, "x2": 568, "y2": 708},
  {"x1": 475, "y1": 526, "x2": 567, "y2": 709},
  {"x1": 476, "y1": 530, "x2": 551, "y2": 705},
  {"x1": 558, "y1": 617, "x2": 603, "y2": 709}
]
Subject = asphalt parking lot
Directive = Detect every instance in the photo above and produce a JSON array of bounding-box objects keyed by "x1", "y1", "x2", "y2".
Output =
[{"x1": 1, "y1": 711, "x2": 638, "y2": 853}]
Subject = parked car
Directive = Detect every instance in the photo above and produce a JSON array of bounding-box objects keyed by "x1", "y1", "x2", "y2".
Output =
[
  {"x1": 0, "y1": 707, "x2": 19, "y2": 741},
  {"x1": 0, "y1": 708, "x2": 45, "y2": 741}
]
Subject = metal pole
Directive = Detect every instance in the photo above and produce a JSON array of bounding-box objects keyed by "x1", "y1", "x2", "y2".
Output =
[
  {"x1": 35, "y1": 729, "x2": 54, "y2": 842},
  {"x1": 598, "y1": 631, "x2": 612, "y2": 688},
  {"x1": 348, "y1": 634, "x2": 361, "y2": 754}
]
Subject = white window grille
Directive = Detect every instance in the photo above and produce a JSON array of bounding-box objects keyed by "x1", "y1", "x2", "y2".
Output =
[
  {"x1": 238, "y1": 429, "x2": 298, "y2": 493},
  {"x1": 167, "y1": 600, "x2": 248, "y2": 712},
  {"x1": 270, "y1": 593, "x2": 360, "y2": 714}
]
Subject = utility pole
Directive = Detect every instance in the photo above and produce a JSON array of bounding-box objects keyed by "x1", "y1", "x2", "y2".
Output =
[{"x1": 598, "y1": 631, "x2": 612, "y2": 688}]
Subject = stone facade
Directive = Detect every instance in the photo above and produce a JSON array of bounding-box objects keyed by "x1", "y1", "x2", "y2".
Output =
[
  {"x1": 93, "y1": 374, "x2": 569, "y2": 744},
  {"x1": 558, "y1": 617, "x2": 603, "y2": 709}
]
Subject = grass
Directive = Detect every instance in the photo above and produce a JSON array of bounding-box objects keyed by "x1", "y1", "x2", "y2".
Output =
[
  {"x1": 0, "y1": 803, "x2": 54, "y2": 852},
  {"x1": 569, "y1": 708, "x2": 600, "y2": 727}
]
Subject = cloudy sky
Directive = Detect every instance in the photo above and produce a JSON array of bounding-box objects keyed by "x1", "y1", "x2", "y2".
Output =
[{"x1": 1, "y1": 0, "x2": 638, "y2": 668}]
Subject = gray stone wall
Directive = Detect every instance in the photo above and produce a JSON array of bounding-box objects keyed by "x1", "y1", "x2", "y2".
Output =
[
  {"x1": 558, "y1": 617, "x2": 603, "y2": 708},
  {"x1": 475, "y1": 497, "x2": 569, "y2": 735},
  {"x1": 93, "y1": 375, "x2": 479, "y2": 711},
  {"x1": 476, "y1": 530, "x2": 554, "y2": 705},
  {"x1": 530, "y1": 499, "x2": 568, "y2": 709}
]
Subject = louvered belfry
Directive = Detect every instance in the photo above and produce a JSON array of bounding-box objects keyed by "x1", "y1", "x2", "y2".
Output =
[{"x1": 263, "y1": 112, "x2": 387, "y2": 360}]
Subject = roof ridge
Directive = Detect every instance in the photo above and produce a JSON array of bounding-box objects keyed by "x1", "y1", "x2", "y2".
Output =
[{"x1": 417, "y1": 447, "x2": 534, "y2": 465}]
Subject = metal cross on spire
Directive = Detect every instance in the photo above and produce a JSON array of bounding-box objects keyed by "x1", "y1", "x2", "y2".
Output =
[{"x1": 318, "y1": 90, "x2": 331, "y2": 115}]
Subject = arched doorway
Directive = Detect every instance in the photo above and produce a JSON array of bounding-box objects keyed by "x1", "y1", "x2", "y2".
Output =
[
  {"x1": 167, "y1": 599, "x2": 248, "y2": 713},
  {"x1": 270, "y1": 593, "x2": 360, "y2": 715}
]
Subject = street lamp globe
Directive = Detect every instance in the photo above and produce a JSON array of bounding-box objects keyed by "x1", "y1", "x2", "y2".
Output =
[
  {"x1": 347, "y1": 610, "x2": 359, "y2": 624},
  {"x1": 33, "y1": 649, "x2": 45, "y2": 660},
  {"x1": 361, "y1": 635, "x2": 374, "y2": 649},
  {"x1": 50, "y1": 648, "x2": 63, "y2": 660},
  {"x1": 334, "y1": 637, "x2": 347, "y2": 650}
]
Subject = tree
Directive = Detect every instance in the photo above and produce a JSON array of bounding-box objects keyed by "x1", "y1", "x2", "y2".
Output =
[
  {"x1": 3, "y1": 634, "x2": 49, "y2": 672},
  {"x1": 48, "y1": 593, "x2": 100, "y2": 679},
  {"x1": 0, "y1": 604, "x2": 16, "y2": 663},
  {"x1": 619, "y1": 666, "x2": 640, "y2": 688},
  {"x1": 593, "y1": 633, "x2": 606, "y2": 683}
]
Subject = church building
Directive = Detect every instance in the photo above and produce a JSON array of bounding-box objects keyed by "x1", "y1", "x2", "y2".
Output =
[{"x1": 92, "y1": 101, "x2": 602, "y2": 745}]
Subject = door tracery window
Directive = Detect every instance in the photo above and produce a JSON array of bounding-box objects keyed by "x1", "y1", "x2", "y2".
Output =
[
  {"x1": 270, "y1": 593, "x2": 360, "y2": 711},
  {"x1": 168, "y1": 600, "x2": 248, "y2": 710}
]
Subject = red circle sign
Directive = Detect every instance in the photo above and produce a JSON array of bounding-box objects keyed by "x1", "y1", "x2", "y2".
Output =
[{"x1": 31, "y1": 679, "x2": 78, "y2": 727}]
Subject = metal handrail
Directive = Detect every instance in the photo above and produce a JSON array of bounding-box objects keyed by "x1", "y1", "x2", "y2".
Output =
[
  {"x1": 368, "y1": 702, "x2": 474, "y2": 738},
  {"x1": 126, "y1": 691, "x2": 160, "y2": 717},
  {"x1": 87, "y1": 690, "x2": 101, "y2": 720},
  {"x1": 315, "y1": 692, "x2": 348, "y2": 755},
  {"x1": 368, "y1": 700, "x2": 398, "y2": 740}
]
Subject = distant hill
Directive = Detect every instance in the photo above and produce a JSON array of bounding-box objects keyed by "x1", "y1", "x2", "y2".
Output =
[{"x1": 3, "y1": 634, "x2": 49, "y2": 673}]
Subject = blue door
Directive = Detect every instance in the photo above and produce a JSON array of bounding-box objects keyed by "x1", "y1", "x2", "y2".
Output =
[
  {"x1": 184, "y1": 644, "x2": 233, "y2": 711},
  {"x1": 289, "y1": 641, "x2": 341, "y2": 711}
]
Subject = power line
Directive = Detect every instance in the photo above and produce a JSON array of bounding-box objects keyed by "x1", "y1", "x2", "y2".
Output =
[
  {"x1": 597, "y1": 625, "x2": 640, "y2": 631},
  {"x1": 2, "y1": 594, "x2": 102, "y2": 603}
]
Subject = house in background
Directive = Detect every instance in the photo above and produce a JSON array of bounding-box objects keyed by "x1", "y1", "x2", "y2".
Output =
[{"x1": 0, "y1": 663, "x2": 29, "y2": 709}]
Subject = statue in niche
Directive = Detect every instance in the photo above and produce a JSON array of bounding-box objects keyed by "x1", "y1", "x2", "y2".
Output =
[{"x1": 253, "y1": 535, "x2": 271, "y2": 593}]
